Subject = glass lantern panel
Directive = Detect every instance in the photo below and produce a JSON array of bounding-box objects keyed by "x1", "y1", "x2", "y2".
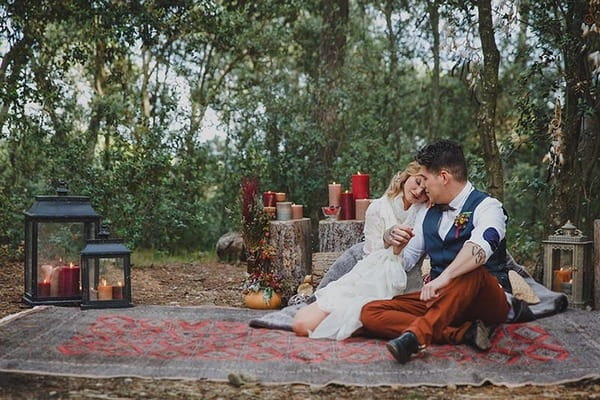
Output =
[
  {"x1": 37, "y1": 222, "x2": 85, "y2": 298},
  {"x1": 551, "y1": 248, "x2": 572, "y2": 295},
  {"x1": 88, "y1": 257, "x2": 125, "y2": 301}
]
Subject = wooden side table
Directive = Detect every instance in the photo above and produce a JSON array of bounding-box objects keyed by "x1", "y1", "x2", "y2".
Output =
[
  {"x1": 318, "y1": 219, "x2": 364, "y2": 252},
  {"x1": 268, "y1": 218, "x2": 312, "y2": 297}
]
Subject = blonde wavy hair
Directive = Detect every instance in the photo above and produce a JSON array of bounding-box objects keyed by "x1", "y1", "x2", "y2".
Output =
[{"x1": 385, "y1": 161, "x2": 422, "y2": 198}]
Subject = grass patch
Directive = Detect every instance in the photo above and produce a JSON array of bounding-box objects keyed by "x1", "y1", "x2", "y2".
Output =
[{"x1": 132, "y1": 248, "x2": 217, "y2": 267}]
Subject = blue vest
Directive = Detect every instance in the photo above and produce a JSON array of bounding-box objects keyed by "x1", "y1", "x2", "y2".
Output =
[{"x1": 423, "y1": 189, "x2": 511, "y2": 293}]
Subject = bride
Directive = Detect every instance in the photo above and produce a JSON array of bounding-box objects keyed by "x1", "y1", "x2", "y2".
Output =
[{"x1": 292, "y1": 162, "x2": 429, "y2": 340}]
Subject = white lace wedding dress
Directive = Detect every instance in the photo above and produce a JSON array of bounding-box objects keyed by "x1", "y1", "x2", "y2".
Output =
[{"x1": 310, "y1": 201, "x2": 423, "y2": 340}]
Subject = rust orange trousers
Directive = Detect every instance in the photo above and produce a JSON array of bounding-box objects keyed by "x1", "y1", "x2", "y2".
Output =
[{"x1": 360, "y1": 267, "x2": 510, "y2": 347}]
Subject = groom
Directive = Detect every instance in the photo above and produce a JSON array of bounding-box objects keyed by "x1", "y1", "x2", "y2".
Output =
[{"x1": 360, "y1": 139, "x2": 512, "y2": 363}]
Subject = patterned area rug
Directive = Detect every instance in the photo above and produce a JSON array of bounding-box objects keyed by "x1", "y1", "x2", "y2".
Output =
[{"x1": 0, "y1": 305, "x2": 599, "y2": 387}]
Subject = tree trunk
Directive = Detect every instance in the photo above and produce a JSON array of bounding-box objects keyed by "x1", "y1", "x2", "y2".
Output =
[
  {"x1": 547, "y1": 0, "x2": 596, "y2": 234},
  {"x1": 476, "y1": 0, "x2": 504, "y2": 200},
  {"x1": 316, "y1": 0, "x2": 348, "y2": 175},
  {"x1": 428, "y1": 0, "x2": 441, "y2": 140}
]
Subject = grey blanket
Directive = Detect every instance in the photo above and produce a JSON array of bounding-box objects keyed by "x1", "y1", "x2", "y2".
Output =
[{"x1": 249, "y1": 243, "x2": 568, "y2": 331}]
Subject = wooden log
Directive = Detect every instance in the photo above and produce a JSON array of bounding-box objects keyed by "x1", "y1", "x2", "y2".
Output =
[
  {"x1": 318, "y1": 220, "x2": 364, "y2": 252},
  {"x1": 268, "y1": 218, "x2": 312, "y2": 298},
  {"x1": 595, "y1": 219, "x2": 600, "y2": 310}
]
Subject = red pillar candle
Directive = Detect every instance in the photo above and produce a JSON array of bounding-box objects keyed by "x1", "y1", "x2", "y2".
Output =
[
  {"x1": 37, "y1": 280, "x2": 51, "y2": 297},
  {"x1": 328, "y1": 182, "x2": 342, "y2": 207},
  {"x1": 351, "y1": 172, "x2": 370, "y2": 200},
  {"x1": 262, "y1": 191, "x2": 276, "y2": 207},
  {"x1": 58, "y1": 263, "x2": 80, "y2": 297},
  {"x1": 340, "y1": 191, "x2": 355, "y2": 220}
]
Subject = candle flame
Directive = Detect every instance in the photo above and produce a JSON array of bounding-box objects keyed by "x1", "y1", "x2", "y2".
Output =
[
  {"x1": 117, "y1": 281, "x2": 123, "y2": 287},
  {"x1": 101, "y1": 278, "x2": 107, "y2": 286},
  {"x1": 69, "y1": 262, "x2": 74, "y2": 268}
]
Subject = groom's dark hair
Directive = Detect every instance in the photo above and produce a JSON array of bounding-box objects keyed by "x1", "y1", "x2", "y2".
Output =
[{"x1": 416, "y1": 139, "x2": 468, "y2": 182}]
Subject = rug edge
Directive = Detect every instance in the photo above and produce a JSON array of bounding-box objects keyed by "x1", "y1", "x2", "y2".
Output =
[
  {"x1": 0, "y1": 305, "x2": 51, "y2": 327},
  {"x1": 1, "y1": 367, "x2": 597, "y2": 389}
]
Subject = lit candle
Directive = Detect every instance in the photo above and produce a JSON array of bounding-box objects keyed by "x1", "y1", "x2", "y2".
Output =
[
  {"x1": 351, "y1": 172, "x2": 370, "y2": 200},
  {"x1": 276, "y1": 201, "x2": 292, "y2": 221},
  {"x1": 262, "y1": 191, "x2": 276, "y2": 207},
  {"x1": 112, "y1": 282, "x2": 124, "y2": 300},
  {"x1": 328, "y1": 182, "x2": 342, "y2": 207},
  {"x1": 98, "y1": 278, "x2": 113, "y2": 300},
  {"x1": 291, "y1": 204, "x2": 303, "y2": 219},
  {"x1": 58, "y1": 263, "x2": 80, "y2": 297},
  {"x1": 340, "y1": 191, "x2": 355, "y2": 220},
  {"x1": 50, "y1": 266, "x2": 61, "y2": 297},
  {"x1": 355, "y1": 199, "x2": 371, "y2": 221},
  {"x1": 40, "y1": 264, "x2": 54, "y2": 282},
  {"x1": 275, "y1": 192, "x2": 287, "y2": 202},
  {"x1": 37, "y1": 280, "x2": 51, "y2": 297},
  {"x1": 553, "y1": 267, "x2": 571, "y2": 292}
]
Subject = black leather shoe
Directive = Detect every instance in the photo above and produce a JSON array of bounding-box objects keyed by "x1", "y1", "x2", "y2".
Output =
[
  {"x1": 386, "y1": 331, "x2": 420, "y2": 364},
  {"x1": 462, "y1": 320, "x2": 492, "y2": 351}
]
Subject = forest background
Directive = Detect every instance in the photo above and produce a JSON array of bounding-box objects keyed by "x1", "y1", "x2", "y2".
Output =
[{"x1": 0, "y1": 0, "x2": 598, "y2": 277}]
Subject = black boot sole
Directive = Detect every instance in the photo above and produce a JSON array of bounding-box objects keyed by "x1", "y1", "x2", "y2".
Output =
[{"x1": 386, "y1": 342, "x2": 411, "y2": 364}]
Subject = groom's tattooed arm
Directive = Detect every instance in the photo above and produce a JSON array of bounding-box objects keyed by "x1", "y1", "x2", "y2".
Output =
[{"x1": 470, "y1": 242, "x2": 486, "y2": 265}]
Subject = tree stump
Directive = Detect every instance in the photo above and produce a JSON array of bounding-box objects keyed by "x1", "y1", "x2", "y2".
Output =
[
  {"x1": 594, "y1": 219, "x2": 600, "y2": 309},
  {"x1": 311, "y1": 251, "x2": 342, "y2": 288},
  {"x1": 268, "y1": 218, "x2": 312, "y2": 298},
  {"x1": 318, "y1": 220, "x2": 364, "y2": 252}
]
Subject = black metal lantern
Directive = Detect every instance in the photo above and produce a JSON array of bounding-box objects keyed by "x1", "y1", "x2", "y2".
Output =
[
  {"x1": 23, "y1": 182, "x2": 101, "y2": 306},
  {"x1": 80, "y1": 225, "x2": 132, "y2": 309},
  {"x1": 543, "y1": 220, "x2": 593, "y2": 308}
]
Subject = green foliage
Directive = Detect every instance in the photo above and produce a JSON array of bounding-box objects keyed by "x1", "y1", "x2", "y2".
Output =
[{"x1": 0, "y1": 0, "x2": 597, "y2": 266}]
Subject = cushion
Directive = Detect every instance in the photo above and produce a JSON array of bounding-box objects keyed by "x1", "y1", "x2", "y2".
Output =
[{"x1": 509, "y1": 270, "x2": 540, "y2": 304}]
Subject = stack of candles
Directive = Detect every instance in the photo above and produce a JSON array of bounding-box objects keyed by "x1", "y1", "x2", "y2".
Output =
[
  {"x1": 97, "y1": 278, "x2": 124, "y2": 301},
  {"x1": 327, "y1": 172, "x2": 372, "y2": 221},
  {"x1": 263, "y1": 191, "x2": 304, "y2": 221},
  {"x1": 39, "y1": 262, "x2": 81, "y2": 298}
]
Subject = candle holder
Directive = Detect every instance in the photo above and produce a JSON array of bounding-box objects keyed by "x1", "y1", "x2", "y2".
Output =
[
  {"x1": 22, "y1": 181, "x2": 101, "y2": 306},
  {"x1": 321, "y1": 205, "x2": 341, "y2": 221},
  {"x1": 80, "y1": 224, "x2": 133, "y2": 309}
]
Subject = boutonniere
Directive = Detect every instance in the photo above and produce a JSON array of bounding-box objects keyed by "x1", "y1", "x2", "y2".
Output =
[{"x1": 453, "y1": 211, "x2": 472, "y2": 238}]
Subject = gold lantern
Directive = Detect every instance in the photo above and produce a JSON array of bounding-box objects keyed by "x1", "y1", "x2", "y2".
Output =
[{"x1": 542, "y1": 221, "x2": 593, "y2": 308}]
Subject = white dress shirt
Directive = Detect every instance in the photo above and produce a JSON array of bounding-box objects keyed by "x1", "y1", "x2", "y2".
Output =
[{"x1": 403, "y1": 181, "x2": 507, "y2": 271}]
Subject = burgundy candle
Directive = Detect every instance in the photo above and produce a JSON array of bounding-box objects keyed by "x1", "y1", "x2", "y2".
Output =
[
  {"x1": 112, "y1": 284, "x2": 124, "y2": 300},
  {"x1": 262, "y1": 191, "x2": 276, "y2": 207},
  {"x1": 37, "y1": 280, "x2": 51, "y2": 297},
  {"x1": 340, "y1": 191, "x2": 355, "y2": 220},
  {"x1": 58, "y1": 264, "x2": 80, "y2": 297},
  {"x1": 351, "y1": 173, "x2": 370, "y2": 200}
]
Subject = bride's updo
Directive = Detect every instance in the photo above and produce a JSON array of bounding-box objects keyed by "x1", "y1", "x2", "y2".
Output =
[{"x1": 385, "y1": 161, "x2": 422, "y2": 199}]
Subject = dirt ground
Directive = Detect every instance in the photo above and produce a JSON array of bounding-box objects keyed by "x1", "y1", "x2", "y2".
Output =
[{"x1": 1, "y1": 260, "x2": 599, "y2": 400}]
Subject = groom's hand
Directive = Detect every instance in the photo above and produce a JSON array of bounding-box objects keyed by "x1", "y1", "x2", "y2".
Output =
[
  {"x1": 383, "y1": 225, "x2": 414, "y2": 250},
  {"x1": 420, "y1": 274, "x2": 450, "y2": 302}
]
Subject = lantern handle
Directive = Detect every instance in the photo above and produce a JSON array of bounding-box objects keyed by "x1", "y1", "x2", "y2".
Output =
[
  {"x1": 56, "y1": 180, "x2": 69, "y2": 196},
  {"x1": 98, "y1": 224, "x2": 111, "y2": 239}
]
